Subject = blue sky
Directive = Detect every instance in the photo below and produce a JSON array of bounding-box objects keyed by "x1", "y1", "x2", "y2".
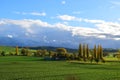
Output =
[
  {"x1": 1, "y1": 0, "x2": 120, "y2": 20},
  {"x1": 0, "y1": 0, "x2": 120, "y2": 48}
]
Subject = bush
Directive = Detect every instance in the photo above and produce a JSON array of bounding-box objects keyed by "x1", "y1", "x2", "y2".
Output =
[
  {"x1": 9, "y1": 52, "x2": 14, "y2": 56},
  {"x1": 1, "y1": 51, "x2": 6, "y2": 56}
]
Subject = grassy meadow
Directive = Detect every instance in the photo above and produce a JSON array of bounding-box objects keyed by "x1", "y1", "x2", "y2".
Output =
[
  {"x1": 0, "y1": 46, "x2": 120, "y2": 80},
  {"x1": 0, "y1": 56, "x2": 120, "y2": 80}
]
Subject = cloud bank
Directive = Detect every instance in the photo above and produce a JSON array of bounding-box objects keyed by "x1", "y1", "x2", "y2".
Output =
[
  {"x1": 0, "y1": 17, "x2": 120, "y2": 41},
  {"x1": 57, "y1": 15, "x2": 120, "y2": 40}
]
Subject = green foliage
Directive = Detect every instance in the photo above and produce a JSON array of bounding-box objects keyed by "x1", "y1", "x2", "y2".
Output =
[
  {"x1": 34, "y1": 50, "x2": 42, "y2": 56},
  {"x1": 83, "y1": 44, "x2": 86, "y2": 61},
  {"x1": 94, "y1": 45, "x2": 97, "y2": 59},
  {"x1": 86, "y1": 44, "x2": 89, "y2": 58},
  {"x1": 9, "y1": 52, "x2": 14, "y2": 56},
  {"x1": 77, "y1": 44, "x2": 104, "y2": 63},
  {"x1": 78, "y1": 44, "x2": 83, "y2": 57},
  {"x1": 15, "y1": 46, "x2": 19, "y2": 55},
  {"x1": 34, "y1": 49, "x2": 48, "y2": 57},
  {"x1": 55, "y1": 48, "x2": 67, "y2": 60},
  {"x1": 0, "y1": 46, "x2": 16, "y2": 54},
  {"x1": 56, "y1": 48, "x2": 67, "y2": 54},
  {"x1": 93, "y1": 44, "x2": 104, "y2": 63},
  {"x1": 78, "y1": 44, "x2": 91, "y2": 62},
  {"x1": 1, "y1": 51, "x2": 6, "y2": 56},
  {"x1": 21, "y1": 48, "x2": 27, "y2": 56}
]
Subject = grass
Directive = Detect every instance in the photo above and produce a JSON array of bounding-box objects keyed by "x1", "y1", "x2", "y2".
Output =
[{"x1": 0, "y1": 56, "x2": 120, "y2": 80}]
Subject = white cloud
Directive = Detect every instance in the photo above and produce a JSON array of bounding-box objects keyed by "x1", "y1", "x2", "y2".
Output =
[
  {"x1": 54, "y1": 23, "x2": 71, "y2": 31},
  {"x1": 61, "y1": 1, "x2": 66, "y2": 4},
  {"x1": 1, "y1": 18, "x2": 120, "y2": 40},
  {"x1": 57, "y1": 15, "x2": 76, "y2": 21},
  {"x1": 14, "y1": 12, "x2": 46, "y2": 16},
  {"x1": 0, "y1": 20, "x2": 6, "y2": 25},
  {"x1": 57, "y1": 15, "x2": 82, "y2": 21},
  {"x1": 110, "y1": 1, "x2": 120, "y2": 8},
  {"x1": 73, "y1": 11, "x2": 81, "y2": 14},
  {"x1": 30, "y1": 12, "x2": 46, "y2": 16},
  {"x1": 110, "y1": 1, "x2": 120, "y2": 6},
  {"x1": 118, "y1": 18, "x2": 120, "y2": 21},
  {"x1": 57, "y1": 14, "x2": 120, "y2": 40},
  {"x1": 83, "y1": 19, "x2": 105, "y2": 24},
  {"x1": 57, "y1": 14, "x2": 105, "y2": 23},
  {"x1": 7, "y1": 35, "x2": 13, "y2": 38},
  {"x1": 0, "y1": 19, "x2": 52, "y2": 33},
  {"x1": 53, "y1": 40, "x2": 56, "y2": 42}
]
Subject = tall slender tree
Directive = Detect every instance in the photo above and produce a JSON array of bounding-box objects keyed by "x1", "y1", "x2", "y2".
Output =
[
  {"x1": 97, "y1": 45, "x2": 100, "y2": 60},
  {"x1": 83, "y1": 44, "x2": 86, "y2": 61},
  {"x1": 86, "y1": 44, "x2": 89, "y2": 58},
  {"x1": 15, "y1": 46, "x2": 19, "y2": 55},
  {"x1": 94, "y1": 45, "x2": 97, "y2": 59},
  {"x1": 99, "y1": 45, "x2": 103, "y2": 59},
  {"x1": 78, "y1": 44, "x2": 83, "y2": 58}
]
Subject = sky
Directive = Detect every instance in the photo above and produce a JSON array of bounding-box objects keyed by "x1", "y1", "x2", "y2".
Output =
[{"x1": 0, "y1": 0, "x2": 120, "y2": 48}]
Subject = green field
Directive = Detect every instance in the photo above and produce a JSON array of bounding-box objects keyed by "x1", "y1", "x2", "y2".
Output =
[{"x1": 0, "y1": 56, "x2": 120, "y2": 80}]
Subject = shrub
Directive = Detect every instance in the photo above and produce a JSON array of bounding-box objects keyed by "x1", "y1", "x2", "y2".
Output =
[
  {"x1": 1, "y1": 51, "x2": 5, "y2": 56},
  {"x1": 9, "y1": 52, "x2": 14, "y2": 56}
]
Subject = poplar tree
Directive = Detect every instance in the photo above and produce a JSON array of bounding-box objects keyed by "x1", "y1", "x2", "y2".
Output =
[
  {"x1": 15, "y1": 46, "x2": 19, "y2": 55},
  {"x1": 96, "y1": 45, "x2": 100, "y2": 63},
  {"x1": 86, "y1": 44, "x2": 89, "y2": 58},
  {"x1": 99, "y1": 45, "x2": 103, "y2": 59},
  {"x1": 94, "y1": 45, "x2": 97, "y2": 59},
  {"x1": 83, "y1": 44, "x2": 86, "y2": 61},
  {"x1": 78, "y1": 44, "x2": 83, "y2": 58}
]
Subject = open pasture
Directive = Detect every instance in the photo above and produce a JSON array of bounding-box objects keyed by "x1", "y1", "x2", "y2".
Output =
[{"x1": 0, "y1": 56, "x2": 120, "y2": 80}]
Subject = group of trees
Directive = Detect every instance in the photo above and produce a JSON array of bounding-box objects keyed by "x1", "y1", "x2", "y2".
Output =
[
  {"x1": 78, "y1": 44, "x2": 105, "y2": 63},
  {"x1": 48, "y1": 48, "x2": 78, "y2": 60},
  {"x1": 0, "y1": 44, "x2": 106, "y2": 63}
]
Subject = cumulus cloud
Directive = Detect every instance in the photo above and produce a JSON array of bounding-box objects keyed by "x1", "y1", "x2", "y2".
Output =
[
  {"x1": 0, "y1": 18, "x2": 120, "y2": 40},
  {"x1": 57, "y1": 14, "x2": 120, "y2": 40},
  {"x1": 0, "y1": 19, "x2": 52, "y2": 34}
]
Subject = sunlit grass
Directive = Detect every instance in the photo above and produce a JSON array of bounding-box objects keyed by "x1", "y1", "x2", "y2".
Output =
[{"x1": 0, "y1": 56, "x2": 120, "y2": 80}]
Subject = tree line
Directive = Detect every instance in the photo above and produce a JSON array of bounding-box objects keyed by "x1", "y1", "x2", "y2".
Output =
[{"x1": 0, "y1": 44, "x2": 107, "y2": 63}]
